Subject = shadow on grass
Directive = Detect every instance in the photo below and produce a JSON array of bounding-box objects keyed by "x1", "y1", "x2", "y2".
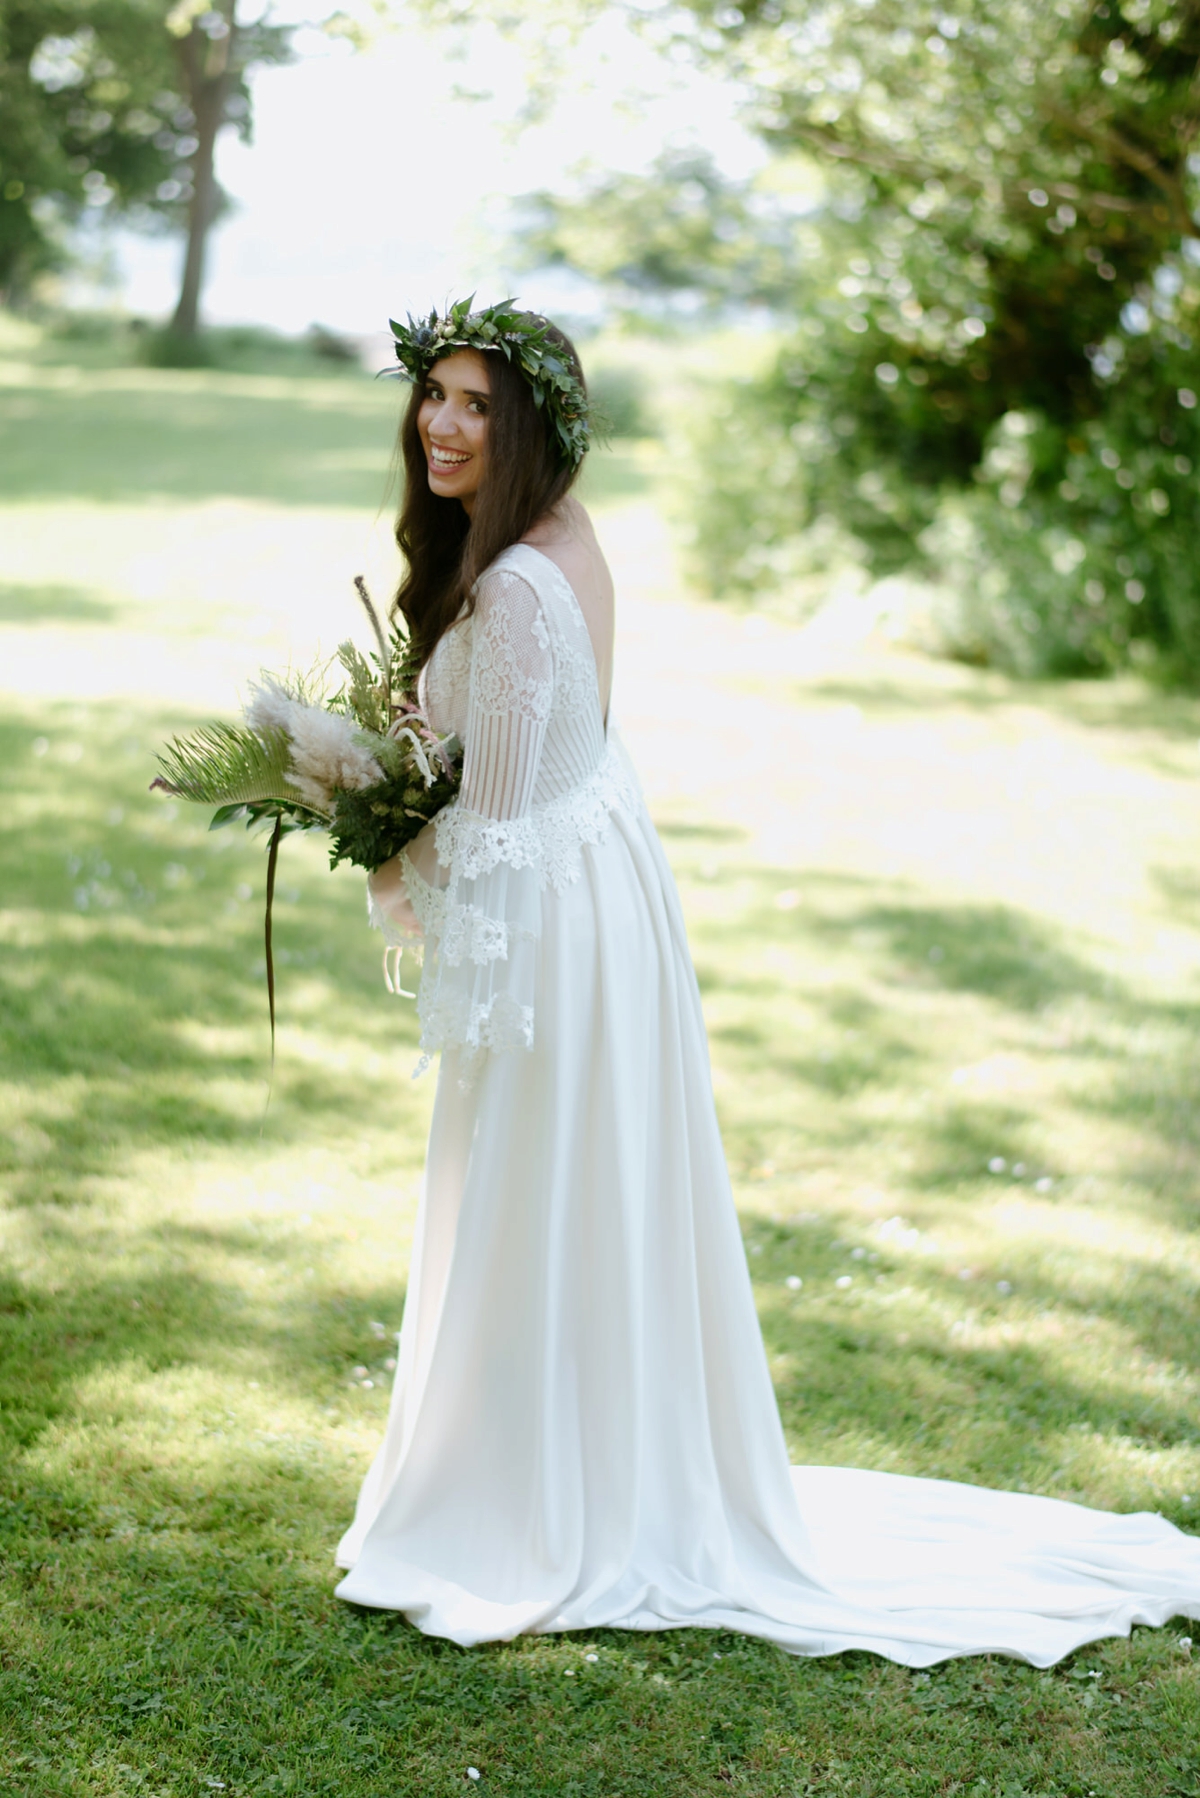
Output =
[
  {"x1": 1151, "y1": 865, "x2": 1200, "y2": 930},
  {"x1": 790, "y1": 673, "x2": 1200, "y2": 743},
  {"x1": 0, "y1": 369, "x2": 654, "y2": 514},
  {"x1": 2, "y1": 762, "x2": 1199, "y2": 1793},
  {"x1": 0, "y1": 582, "x2": 123, "y2": 625},
  {"x1": 1, "y1": 376, "x2": 400, "y2": 508},
  {"x1": 661, "y1": 840, "x2": 1200, "y2": 1440},
  {"x1": 0, "y1": 702, "x2": 428, "y2": 1213}
]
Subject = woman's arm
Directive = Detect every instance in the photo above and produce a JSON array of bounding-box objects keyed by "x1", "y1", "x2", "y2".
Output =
[
  {"x1": 367, "y1": 845, "x2": 425, "y2": 941},
  {"x1": 406, "y1": 564, "x2": 554, "y2": 1059},
  {"x1": 366, "y1": 564, "x2": 552, "y2": 952}
]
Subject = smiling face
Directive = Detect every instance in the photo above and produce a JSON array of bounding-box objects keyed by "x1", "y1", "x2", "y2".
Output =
[{"x1": 416, "y1": 349, "x2": 491, "y2": 512}]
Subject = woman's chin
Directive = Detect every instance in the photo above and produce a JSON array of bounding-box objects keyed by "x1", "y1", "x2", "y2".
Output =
[{"x1": 427, "y1": 469, "x2": 474, "y2": 500}]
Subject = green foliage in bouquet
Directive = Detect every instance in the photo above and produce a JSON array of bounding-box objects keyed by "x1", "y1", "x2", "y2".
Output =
[
  {"x1": 151, "y1": 578, "x2": 459, "y2": 1057},
  {"x1": 326, "y1": 754, "x2": 459, "y2": 873},
  {"x1": 152, "y1": 722, "x2": 323, "y2": 820},
  {"x1": 152, "y1": 577, "x2": 458, "y2": 871}
]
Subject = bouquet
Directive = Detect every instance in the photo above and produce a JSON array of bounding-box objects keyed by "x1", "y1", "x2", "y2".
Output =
[{"x1": 151, "y1": 578, "x2": 460, "y2": 1053}]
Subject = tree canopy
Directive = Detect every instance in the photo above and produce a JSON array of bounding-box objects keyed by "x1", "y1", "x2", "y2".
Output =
[
  {"x1": 533, "y1": 0, "x2": 1200, "y2": 676},
  {"x1": 0, "y1": 0, "x2": 290, "y2": 321}
]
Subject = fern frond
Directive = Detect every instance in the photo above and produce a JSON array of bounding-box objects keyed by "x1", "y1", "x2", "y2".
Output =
[
  {"x1": 336, "y1": 640, "x2": 387, "y2": 733},
  {"x1": 390, "y1": 623, "x2": 423, "y2": 707},
  {"x1": 153, "y1": 723, "x2": 329, "y2": 819}
]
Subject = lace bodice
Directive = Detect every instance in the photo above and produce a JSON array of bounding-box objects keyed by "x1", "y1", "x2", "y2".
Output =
[
  {"x1": 422, "y1": 543, "x2": 608, "y2": 825},
  {"x1": 378, "y1": 542, "x2": 640, "y2": 1064}
]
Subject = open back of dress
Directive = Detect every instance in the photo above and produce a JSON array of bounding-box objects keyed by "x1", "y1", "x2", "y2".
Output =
[{"x1": 335, "y1": 543, "x2": 1200, "y2": 1664}]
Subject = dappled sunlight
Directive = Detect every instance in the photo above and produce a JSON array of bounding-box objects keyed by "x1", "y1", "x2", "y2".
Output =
[
  {"x1": 4, "y1": 351, "x2": 1200, "y2": 1795},
  {"x1": 0, "y1": 362, "x2": 400, "y2": 507}
]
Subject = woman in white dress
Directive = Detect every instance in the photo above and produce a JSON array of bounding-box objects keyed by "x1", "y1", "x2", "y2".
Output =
[{"x1": 334, "y1": 300, "x2": 1200, "y2": 1665}]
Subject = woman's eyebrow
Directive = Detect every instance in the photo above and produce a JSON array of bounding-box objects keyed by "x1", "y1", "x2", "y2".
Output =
[{"x1": 426, "y1": 380, "x2": 489, "y2": 400}]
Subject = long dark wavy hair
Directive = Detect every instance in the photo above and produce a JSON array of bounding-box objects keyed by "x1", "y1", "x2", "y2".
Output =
[{"x1": 392, "y1": 318, "x2": 587, "y2": 674}]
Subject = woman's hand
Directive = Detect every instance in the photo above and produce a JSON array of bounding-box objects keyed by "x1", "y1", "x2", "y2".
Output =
[{"x1": 368, "y1": 853, "x2": 422, "y2": 940}]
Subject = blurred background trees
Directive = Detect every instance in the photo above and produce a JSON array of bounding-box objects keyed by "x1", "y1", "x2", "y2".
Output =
[
  {"x1": 0, "y1": 0, "x2": 291, "y2": 343},
  {"x1": 5, "y1": 0, "x2": 1200, "y2": 680},
  {"x1": 531, "y1": 0, "x2": 1200, "y2": 680}
]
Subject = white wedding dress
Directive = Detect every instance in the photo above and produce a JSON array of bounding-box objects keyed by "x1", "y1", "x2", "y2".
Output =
[{"x1": 334, "y1": 542, "x2": 1200, "y2": 1665}]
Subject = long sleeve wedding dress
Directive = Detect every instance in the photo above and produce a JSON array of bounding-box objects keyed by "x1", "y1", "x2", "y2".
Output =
[{"x1": 334, "y1": 541, "x2": 1200, "y2": 1665}]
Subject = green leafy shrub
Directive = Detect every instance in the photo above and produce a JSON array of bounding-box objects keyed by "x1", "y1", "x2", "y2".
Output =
[
  {"x1": 586, "y1": 363, "x2": 652, "y2": 439},
  {"x1": 529, "y1": 0, "x2": 1200, "y2": 679},
  {"x1": 673, "y1": 186, "x2": 1200, "y2": 673},
  {"x1": 138, "y1": 327, "x2": 217, "y2": 370}
]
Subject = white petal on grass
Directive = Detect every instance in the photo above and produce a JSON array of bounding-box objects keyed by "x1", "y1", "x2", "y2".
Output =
[
  {"x1": 785, "y1": 1275, "x2": 803, "y2": 1290},
  {"x1": 988, "y1": 1157, "x2": 1007, "y2": 1174},
  {"x1": 467, "y1": 1767, "x2": 482, "y2": 1780},
  {"x1": 835, "y1": 1274, "x2": 852, "y2": 1289}
]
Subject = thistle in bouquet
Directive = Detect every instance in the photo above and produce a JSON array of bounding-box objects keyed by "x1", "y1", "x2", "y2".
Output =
[{"x1": 151, "y1": 577, "x2": 460, "y2": 1057}]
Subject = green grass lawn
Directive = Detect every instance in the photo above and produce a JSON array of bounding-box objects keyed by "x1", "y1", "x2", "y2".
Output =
[{"x1": 3, "y1": 320, "x2": 1200, "y2": 1797}]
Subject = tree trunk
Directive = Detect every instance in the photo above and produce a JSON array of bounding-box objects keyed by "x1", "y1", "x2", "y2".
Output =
[{"x1": 170, "y1": 13, "x2": 237, "y2": 338}]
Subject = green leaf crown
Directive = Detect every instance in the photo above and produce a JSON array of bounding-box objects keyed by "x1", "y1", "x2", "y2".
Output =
[{"x1": 387, "y1": 296, "x2": 592, "y2": 472}]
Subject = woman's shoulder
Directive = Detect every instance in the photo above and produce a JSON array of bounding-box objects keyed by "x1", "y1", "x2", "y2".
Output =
[
  {"x1": 475, "y1": 499, "x2": 597, "y2": 613},
  {"x1": 472, "y1": 550, "x2": 545, "y2": 630},
  {"x1": 479, "y1": 541, "x2": 564, "y2": 608},
  {"x1": 520, "y1": 494, "x2": 595, "y2": 554}
]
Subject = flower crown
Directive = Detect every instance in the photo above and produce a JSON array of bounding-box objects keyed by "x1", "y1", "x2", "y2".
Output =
[{"x1": 387, "y1": 296, "x2": 592, "y2": 471}]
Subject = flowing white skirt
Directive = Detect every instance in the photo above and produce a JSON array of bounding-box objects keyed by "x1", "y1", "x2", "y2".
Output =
[{"x1": 335, "y1": 797, "x2": 1200, "y2": 1665}]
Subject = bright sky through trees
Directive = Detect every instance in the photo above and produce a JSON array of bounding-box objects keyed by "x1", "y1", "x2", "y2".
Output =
[{"x1": 80, "y1": 12, "x2": 760, "y2": 334}]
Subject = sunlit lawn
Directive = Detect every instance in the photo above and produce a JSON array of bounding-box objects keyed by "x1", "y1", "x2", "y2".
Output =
[{"x1": 3, "y1": 322, "x2": 1200, "y2": 1796}]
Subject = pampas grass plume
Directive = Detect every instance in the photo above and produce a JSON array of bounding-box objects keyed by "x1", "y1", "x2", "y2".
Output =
[{"x1": 246, "y1": 676, "x2": 384, "y2": 813}]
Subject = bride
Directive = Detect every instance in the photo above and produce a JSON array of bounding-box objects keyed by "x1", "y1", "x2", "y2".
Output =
[{"x1": 334, "y1": 299, "x2": 1200, "y2": 1665}]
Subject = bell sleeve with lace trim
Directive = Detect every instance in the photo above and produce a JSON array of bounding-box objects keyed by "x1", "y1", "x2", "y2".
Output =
[{"x1": 399, "y1": 563, "x2": 553, "y2": 1065}]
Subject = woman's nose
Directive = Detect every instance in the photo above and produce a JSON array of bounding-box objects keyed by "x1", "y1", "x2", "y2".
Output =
[{"x1": 429, "y1": 400, "x2": 462, "y2": 437}]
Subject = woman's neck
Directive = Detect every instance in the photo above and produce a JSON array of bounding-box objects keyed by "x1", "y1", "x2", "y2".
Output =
[{"x1": 522, "y1": 497, "x2": 578, "y2": 547}]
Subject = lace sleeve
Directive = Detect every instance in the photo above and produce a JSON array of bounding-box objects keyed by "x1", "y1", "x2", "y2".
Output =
[
  {"x1": 461, "y1": 568, "x2": 552, "y2": 816},
  {"x1": 432, "y1": 567, "x2": 553, "y2": 877},
  {"x1": 403, "y1": 565, "x2": 553, "y2": 1069}
]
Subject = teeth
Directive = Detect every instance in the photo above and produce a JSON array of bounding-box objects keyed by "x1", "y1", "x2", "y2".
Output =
[{"x1": 431, "y1": 449, "x2": 469, "y2": 466}]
